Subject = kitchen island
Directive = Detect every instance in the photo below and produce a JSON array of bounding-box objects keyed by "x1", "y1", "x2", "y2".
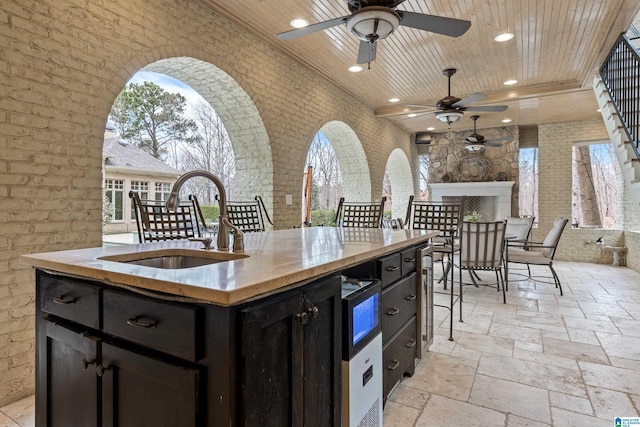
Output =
[{"x1": 22, "y1": 227, "x2": 435, "y2": 427}]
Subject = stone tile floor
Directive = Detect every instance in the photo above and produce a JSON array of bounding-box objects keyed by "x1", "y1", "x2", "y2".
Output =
[
  {"x1": 2, "y1": 261, "x2": 639, "y2": 427},
  {"x1": 383, "y1": 261, "x2": 640, "y2": 426}
]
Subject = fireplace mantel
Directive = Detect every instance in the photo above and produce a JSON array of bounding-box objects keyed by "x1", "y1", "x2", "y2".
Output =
[{"x1": 428, "y1": 181, "x2": 515, "y2": 220}]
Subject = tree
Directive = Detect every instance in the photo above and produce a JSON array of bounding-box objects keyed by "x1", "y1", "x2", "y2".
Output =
[
  {"x1": 573, "y1": 145, "x2": 602, "y2": 227},
  {"x1": 179, "y1": 101, "x2": 236, "y2": 204},
  {"x1": 110, "y1": 81, "x2": 199, "y2": 162},
  {"x1": 306, "y1": 133, "x2": 342, "y2": 210}
]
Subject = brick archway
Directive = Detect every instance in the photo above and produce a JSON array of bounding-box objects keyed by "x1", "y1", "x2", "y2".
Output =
[
  {"x1": 143, "y1": 57, "x2": 273, "y2": 215},
  {"x1": 319, "y1": 121, "x2": 372, "y2": 202},
  {"x1": 386, "y1": 149, "x2": 413, "y2": 220}
]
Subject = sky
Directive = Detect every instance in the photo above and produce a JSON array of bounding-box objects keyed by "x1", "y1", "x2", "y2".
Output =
[{"x1": 127, "y1": 71, "x2": 208, "y2": 117}]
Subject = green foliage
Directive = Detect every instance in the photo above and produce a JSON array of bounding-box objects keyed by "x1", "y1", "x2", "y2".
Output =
[
  {"x1": 310, "y1": 209, "x2": 337, "y2": 227},
  {"x1": 199, "y1": 205, "x2": 220, "y2": 222},
  {"x1": 102, "y1": 191, "x2": 115, "y2": 228},
  {"x1": 110, "y1": 81, "x2": 199, "y2": 159}
]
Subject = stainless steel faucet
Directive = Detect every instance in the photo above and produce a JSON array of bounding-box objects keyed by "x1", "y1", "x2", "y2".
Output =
[{"x1": 166, "y1": 170, "x2": 236, "y2": 251}]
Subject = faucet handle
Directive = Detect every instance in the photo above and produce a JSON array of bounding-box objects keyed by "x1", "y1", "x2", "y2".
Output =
[{"x1": 188, "y1": 237, "x2": 213, "y2": 250}]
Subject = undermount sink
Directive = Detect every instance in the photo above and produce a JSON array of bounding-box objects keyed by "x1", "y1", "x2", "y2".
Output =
[{"x1": 99, "y1": 249, "x2": 249, "y2": 269}]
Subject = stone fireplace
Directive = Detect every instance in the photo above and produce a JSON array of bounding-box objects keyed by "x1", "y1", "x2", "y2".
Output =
[{"x1": 428, "y1": 181, "x2": 515, "y2": 220}]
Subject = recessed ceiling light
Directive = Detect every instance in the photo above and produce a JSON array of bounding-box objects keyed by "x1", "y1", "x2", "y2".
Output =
[
  {"x1": 407, "y1": 113, "x2": 417, "y2": 118},
  {"x1": 494, "y1": 32, "x2": 514, "y2": 42},
  {"x1": 501, "y1": 118, "x2": 512, "y2": 123},
  {"x1": 349, "y1": 65, "x2": 363, "y2": 73},
  {"x1": 388, "y1": 98, "x2": 400, "y2": 103},
  {"x1": 290, "y1": 19, "x2": 309, "y2": 28},
  {"x1": 503, "y1": 79, "x2": 518, "y2": 86},
  {"x1": 427, "y1": 127, "x2": 435, "y2": 131},
  {"x1": 596, "y1": 108, "x2": 601, "y2": 112}
]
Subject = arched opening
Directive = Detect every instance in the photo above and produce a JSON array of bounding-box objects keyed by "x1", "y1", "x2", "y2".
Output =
[
  {"x1": 302, "y1": 121, "x2": 373, "y2": 225},
  {"x1": 384, "y1": 149, "x2": 414, "y2": 220},
  {"x1": 103, "y1": 57, "x2": 273, "y2": 238}
]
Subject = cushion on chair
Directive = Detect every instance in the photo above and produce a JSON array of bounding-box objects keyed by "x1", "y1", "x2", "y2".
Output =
[
  {"x1": 541, "y1": 218, "x2": 565, "y2": 258},
  {"x1": 505, "y1": 217, "x2": 534, "y2": 241},
  {"x1": 507, "y1": 250, "x2": 549, "y2": 265}
]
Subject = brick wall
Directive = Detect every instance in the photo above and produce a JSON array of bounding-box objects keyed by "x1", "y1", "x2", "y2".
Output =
[
  {"x1": 536, "y1": 119, "x2": 625, "y2": 263},
  {"x1": 0, "y1": 0, "x2": 414, "y2": 405}
]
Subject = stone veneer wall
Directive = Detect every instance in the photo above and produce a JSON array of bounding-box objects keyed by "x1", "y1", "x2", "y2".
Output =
[
  {"x1": 0, "y1": 0, "x2": 415, "y2": 405},
  {"x1": 427, "y1": 125, "x2": 520, "y2": 216}
]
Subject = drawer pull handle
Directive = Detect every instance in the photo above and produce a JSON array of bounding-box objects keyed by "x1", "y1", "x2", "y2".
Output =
[
  {"x1": 404, "y1": 257, "x2": 416, "y2": 262},
  {"x1": 387, "y1": 307, "x2": 400, "y2": 316},
  {"x1": 127, "y1": 316, "x2": 158, "y2": 329},
  {"x1": 81, "y1": 358, "x2": 96, "y2": 370},
  {"x1": 96, "y1": 364, "x2": 111, "y2": 377},
  {"x1": 385, "y1": 266, "x2": 399, "y2": 272},
  {"x1": 387, "y1": 359, "x2": 400, "y2": 370},
  {"x1": 406, "y1": 339, "x2": 417, "y2": 348},
  {"x1": 53, "y1": 295, "x2": 76, "y2": 305},
  {"x1": 405, "y1": 294, "x2": 416, "y2": 301}
]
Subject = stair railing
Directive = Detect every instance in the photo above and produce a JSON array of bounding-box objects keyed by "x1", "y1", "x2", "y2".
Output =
[{"x1": 600, "y1": 33, "x2": 640, "y2": 160}]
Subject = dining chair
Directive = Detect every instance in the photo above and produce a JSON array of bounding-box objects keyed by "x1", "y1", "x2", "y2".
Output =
[
  {"x1": 217, "y1": 194, "x2": 274, "y2": 233},
  {"x1": 505, "y1": 218, "x2": 569, "y2": 295},
  {"x1": 333, "y1": 196, "x2": 386, "y2": 228},
  {"x1": 459, "y1": 220, "x2": 507, "y2": 304},
  {"x1": 405, "y1": 195, "x2": 465, "y2": 341},
  {"x1": 129, "y1": 191, "x2": 201, "y2": 243},
  {"x1": 504, "y1": 216, "x2": 535, "y2": 286}
]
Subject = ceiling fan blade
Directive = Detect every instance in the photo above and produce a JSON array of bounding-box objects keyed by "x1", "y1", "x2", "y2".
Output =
[
  {"x1": 402, "y1": 111, "x2": 431, "y2": 119},
  {"x1": 357, "y1": 41, "x2": 377, "y2": 64},
  {"x1": 484, "y1": 141, "x2": 504, "y2": 147},
  {"x1": 464, "y1": 105, "x2": 509, "y2": 112},
  {"x1": 453, "y1": 93, "x2": 487, "y2": 108},
  {"x1": 398, "y1": 11, "x2": 471, "y2": 37},
  {"x1": 466, "y1": 136, "x2": 480, "y2": 143},
  {"x1": 276, "y1": 16, "x2": 348, "y2": 40},
  {"x1": 406, "y1": 104, "x2": 437, "y2": 109}
]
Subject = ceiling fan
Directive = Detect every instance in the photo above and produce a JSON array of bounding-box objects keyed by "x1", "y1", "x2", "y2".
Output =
[
  {"x1": 276, "y1": 0, "x2": 471, "y2": 65},
  {"x1": 407, "y1": 68, "x2": 509, "y2": 125},
  {"x1": 464, "y1": 115, "x2": 512, "y2": 151}
]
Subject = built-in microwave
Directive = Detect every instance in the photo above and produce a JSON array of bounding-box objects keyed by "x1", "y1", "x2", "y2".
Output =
[{"x1": 341, "y1": 279, "x2": 382, "y2": 361}]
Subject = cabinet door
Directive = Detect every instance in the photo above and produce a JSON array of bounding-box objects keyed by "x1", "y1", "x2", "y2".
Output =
[
  {"x1": 37, "y1": 321, "x2": 99, "y2": 427},
  {"x1": 100, "y1": 342, "x2": 201, "y2": 427},
  {"x1": 241, "y1": 291, "x2": 305, "y2": 427},
  {"x1": 301, "y1": 276, "x2": 342, "y2": 427}
]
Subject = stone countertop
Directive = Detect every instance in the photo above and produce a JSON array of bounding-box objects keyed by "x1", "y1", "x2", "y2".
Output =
[{"x1": 21, "y1": 227, "x2": 434, "y2": 306}]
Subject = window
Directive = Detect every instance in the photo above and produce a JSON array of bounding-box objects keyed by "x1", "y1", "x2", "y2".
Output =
[
  {"x1": 155, "y1": 182, "x2": 172, "y2": 202},
  {"x1": 519, "y1": 148, "x2": 538, "y2": 219},
  {"x1": 105, "y1": 179, "x2": 124, "y2": 221},
  {"x1": 131, "y1": 181, "x2": 149, "y2": 220},
  {"x1": 572, "y1": 141, "x2": 621, "y2": 229},
  {"x1": 419, "y1": 155, "x2": 429, "y2": 200}
]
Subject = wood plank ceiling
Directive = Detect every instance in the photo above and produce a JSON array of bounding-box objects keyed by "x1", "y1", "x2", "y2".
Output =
[{"x1": 195, "y1": 0, "x2": 640, "y2": 134}]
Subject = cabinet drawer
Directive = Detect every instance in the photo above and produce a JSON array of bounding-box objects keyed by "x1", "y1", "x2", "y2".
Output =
[
  {"x1": 103, "y1": 289, "x2": 202, "y2": 362},
  {"x1": 381, "y1": 273, "x2": 417, "y2": 341},
  {"x1": 379, "y1": 252, "x2": 402, "y2": 288},
  {"x1": 400, "y1": 247, "x2": 417, "y2": 277},
  {"x1": 382, "y1": 317, "x2": 417, "y2": 400},
  {"x1": 39, "y1": 273, "x2": 101, "y2": 329}
]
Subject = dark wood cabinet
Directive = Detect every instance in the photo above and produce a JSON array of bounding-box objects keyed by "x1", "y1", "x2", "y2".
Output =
[
  {"x1": 101, "y1": 342, "x2": 201, "y2": 427},
  {"x1": 37, "y1": 320, "x2": 99, "y2": 427},
  {"x1": 342, "y1": 245, "x2": 424, "y2": 404},
  {"x1": 241, "y1": 276, "x2": 341, "y2": 427},
  {"x1": 35, "y1": 269, "x2": 341, "y2": 427}
]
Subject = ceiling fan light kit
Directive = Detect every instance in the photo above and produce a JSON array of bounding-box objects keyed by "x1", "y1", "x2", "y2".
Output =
[
  {"x1": 346, "y1": 7, "x2": 400, "y2": 41},
  {"x1": 435, "y1": 110, "x2": 463, "y2": 124}
]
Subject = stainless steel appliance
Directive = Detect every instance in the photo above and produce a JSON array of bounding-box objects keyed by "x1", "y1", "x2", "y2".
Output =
[{"x1": 341, "y1": 279, "x2": 383, "y2": 427}]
